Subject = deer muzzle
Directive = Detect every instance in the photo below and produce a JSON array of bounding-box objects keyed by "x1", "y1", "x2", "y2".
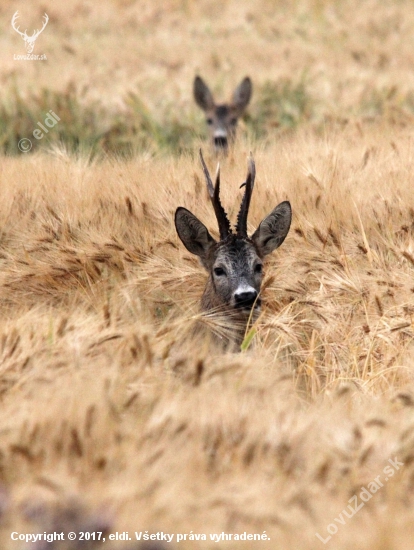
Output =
[
  {"x1": 213, "y1": 132, "x2": 228, "y2": 150},
  {"x1": 233, "y1": 287, "x2": 260, "y2": 310}
]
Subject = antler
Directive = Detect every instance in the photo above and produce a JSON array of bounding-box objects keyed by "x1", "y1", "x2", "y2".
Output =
[
  {"x1": 199, "y1": 149, "x2": 231, "y2": 240},
  {"x1": 11, "y1": 12, "x2": 27, "y2": 38},
  {"x1": 235, "y1": 153, "x2": 256, "y2": 237},
  {"x1": 31, "y1": 13, "x2": 49, "y2": 40}
]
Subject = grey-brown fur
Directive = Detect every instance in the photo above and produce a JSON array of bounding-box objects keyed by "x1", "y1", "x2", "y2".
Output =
[
  {"x1": 175, "y1": 151, "x2": 292, "y2": 346},
  {"x1": 194, "y1": 76, "x2": 252, "y2": 153}
]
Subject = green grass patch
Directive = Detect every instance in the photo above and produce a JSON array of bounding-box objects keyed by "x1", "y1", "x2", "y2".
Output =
[
  {"x1": 6, "y1": 78, "x2": 414, "y2": 158},
  {"x1": 247, "y1": 77, "x2": 313, "y2": 139},
  {"x1": 0, "y1": 86, "x2": 198, "y2": 158}
]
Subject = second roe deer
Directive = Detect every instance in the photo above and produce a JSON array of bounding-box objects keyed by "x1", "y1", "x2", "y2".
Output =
[{"x1": 194, "y1": 76, "x2": 252, "y2": 153}]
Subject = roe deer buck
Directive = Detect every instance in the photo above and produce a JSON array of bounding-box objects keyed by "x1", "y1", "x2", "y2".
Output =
[
  {"x1": 175, "y1": 151, "x2": 291, "y2": 346},
  {"x1": 194, "y1": 76, "x2": 252, "y2": 153}
]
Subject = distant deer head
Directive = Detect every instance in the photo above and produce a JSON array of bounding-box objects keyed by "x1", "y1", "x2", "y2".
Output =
[
  {"x1": 175, "y1": 151, "x2": 291, "y2": 343},
  {"x1": 194, "y1": 76, "x2": 252, "y2": 153},
  {"x1": 11, "y1": 11, "x2": 49, "y2": 54}
]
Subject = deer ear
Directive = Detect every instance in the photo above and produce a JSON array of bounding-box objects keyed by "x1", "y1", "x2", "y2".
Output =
[
  {"x1": 251, "y1": 201, "x2": 292, "y2": 256},
  {"x1": 232, "y1": 77, "x2": 252, "y2": 113},
  {"x1": 194, "y1": 76, "x2": 215, "y2": 111},
  {"x1": 175, "y1": 207, "x2": 216, "y2": 259}
]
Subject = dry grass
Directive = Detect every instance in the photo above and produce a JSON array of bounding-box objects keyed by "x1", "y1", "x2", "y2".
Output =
[
  {"x1": 1, "y1": 130, "x2": 414, "y2": 549},
  {"x1": 2, "y1": 0, "x2": 414, "y2": 549}
]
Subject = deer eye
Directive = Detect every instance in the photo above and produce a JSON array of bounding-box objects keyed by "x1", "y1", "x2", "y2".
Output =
[
  {"x1": 214, "y1": 267, "x2": 226, "y2": 277},
  {"x1": 254, "y1": 263, "x2": 263, "y2": 274},
  {"x1": 207, "y1": 118, "x2": 213, "y2": 125}
]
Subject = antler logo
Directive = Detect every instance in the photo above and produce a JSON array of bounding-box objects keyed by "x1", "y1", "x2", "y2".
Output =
[{"x1": 11, "y1": 11, "x2": 49, "y2": 54}]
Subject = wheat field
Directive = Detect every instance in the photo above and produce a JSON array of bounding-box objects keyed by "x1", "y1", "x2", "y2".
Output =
[{"x1": 2, "y1": 0, "x2": 414, "y2": 549}]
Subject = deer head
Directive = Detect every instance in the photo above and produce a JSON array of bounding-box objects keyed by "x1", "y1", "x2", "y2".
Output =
[
  {"x1": 175, "y1": 151, "x2": 291, "y2": 340},
  {"x1": 194, "y1": 76, "x2": 252, "y2": 153},
  {"x1": 12, "y1": 11, "x2": 49, "y2": 54}
]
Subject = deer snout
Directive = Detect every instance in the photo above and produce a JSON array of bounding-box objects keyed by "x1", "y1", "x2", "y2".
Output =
[
  {"x1": 213, "y1": 128, "x2": 228, "y2": 150},
  {"x1": 214, "y1": 135, "x2": 228, "y2": 149},
  {"x1": 234, "y1": 287, "x2": 260, "y2": 310}
]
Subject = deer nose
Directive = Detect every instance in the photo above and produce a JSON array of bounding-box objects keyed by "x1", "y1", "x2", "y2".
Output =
[
  {"x1": 234, "y1": 288, "x2": 259, "y2": 309},
  {"x1": 214, "y1": 135, "x2": 228, "y2": 149}
]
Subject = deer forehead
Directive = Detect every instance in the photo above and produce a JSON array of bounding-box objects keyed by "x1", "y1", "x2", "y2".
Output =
[
  {"x1": 212, "y1": 238, "x2": 260, "y2": 268},
  {"x1": 209, "y1": 105, "x2": 238, "y2": 122}
]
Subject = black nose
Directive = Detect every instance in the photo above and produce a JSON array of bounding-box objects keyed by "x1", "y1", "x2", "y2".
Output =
[
  {"x1": 214, "y1": 136, "x2": 228, "y2": 148},
  {"x1": 234, "y1": 290, "x2": 259, "y2": 309}
]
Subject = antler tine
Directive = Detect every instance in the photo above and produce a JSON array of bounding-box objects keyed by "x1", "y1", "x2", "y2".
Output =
[
  {"x1": 31, "y1": 13, "x2": 49, "y2": 39},
  {"x1": 11, "y1": 11, "x2": 26, "y2": 37},
  {"x1": 199, "y1": 149, "x2": 231, "y2": 239},
  {"x1": 236, "y1": 153, "x2": 256, "y2": 237},
  {"x1": 199, "y1": 149, "x2": 214, "y2": 198},
  {"x1": 247, "y1": 153, "x2": 256, "y2": 187},
  {"x1": 40, "y1": 13, "x2": 49, "y2": 31}
]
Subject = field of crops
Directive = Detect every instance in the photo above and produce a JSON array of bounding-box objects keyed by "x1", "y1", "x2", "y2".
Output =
[{"x1": 2, "y1": 1, "x2": 414, "y2": 549}]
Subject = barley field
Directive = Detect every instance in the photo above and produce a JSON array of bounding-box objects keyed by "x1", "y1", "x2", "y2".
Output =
[{"x1": 2, "y1": 0, "x2": 414, "y2": 549}]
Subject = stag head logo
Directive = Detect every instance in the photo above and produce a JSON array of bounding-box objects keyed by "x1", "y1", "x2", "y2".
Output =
[{"x1": 12, "y1": 11, "x2": 49, "y2": 54}]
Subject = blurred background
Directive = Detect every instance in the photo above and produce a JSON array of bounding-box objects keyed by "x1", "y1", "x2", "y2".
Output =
[{"x1": 2, "y1": 0, "x2": 414, "y2": 156}]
